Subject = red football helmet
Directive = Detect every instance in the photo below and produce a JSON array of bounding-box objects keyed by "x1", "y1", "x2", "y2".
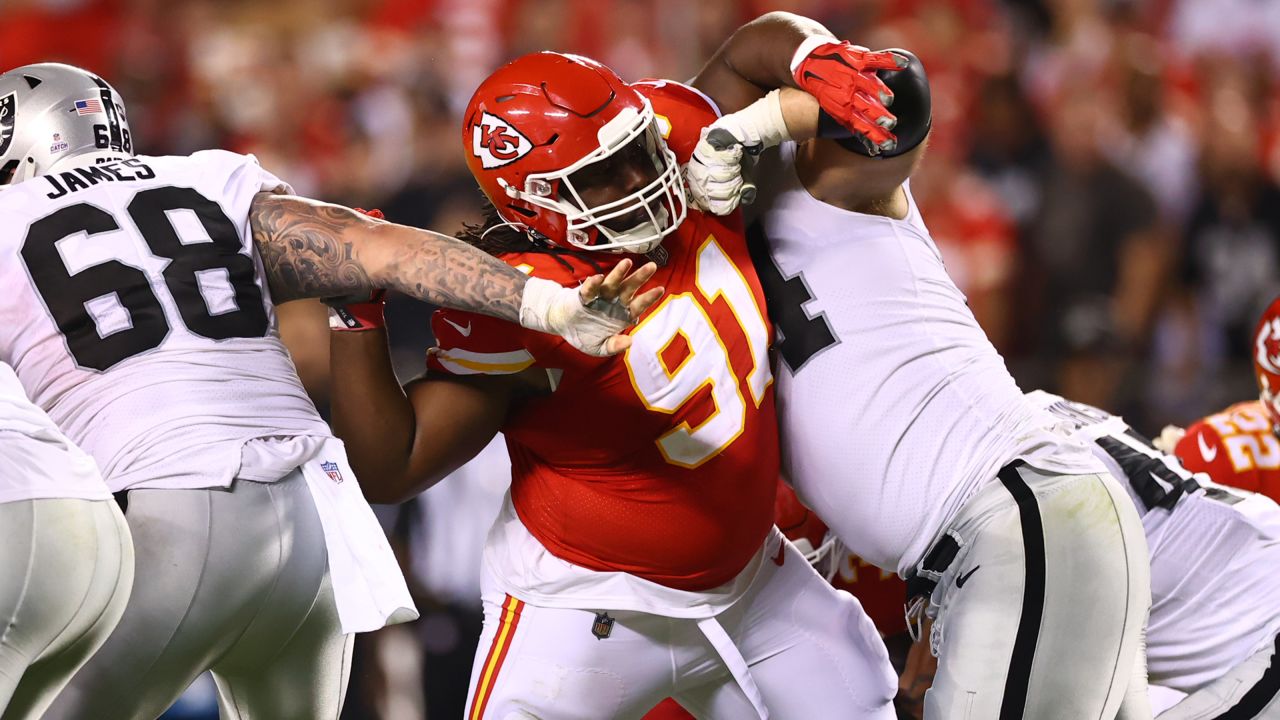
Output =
[
  {"x1": 461, "y1": 52, "x2": 687, "y2": 254},
  {"x1": 1254, "y1": 295, "x2": 1280, "y2": 431}
]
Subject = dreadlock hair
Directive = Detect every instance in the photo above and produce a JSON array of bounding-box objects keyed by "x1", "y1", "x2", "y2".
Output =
[{"x1": 455, "y1": 198, "x2": 608, "y2": 275}]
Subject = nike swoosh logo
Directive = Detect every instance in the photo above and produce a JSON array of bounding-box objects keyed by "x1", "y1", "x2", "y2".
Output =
[
  {"x1": 443, "y1": 317, "x2": 472, "y2": 337},
  {"x1": 1198, "y1": 433, "x2": 1218, "y2": 463},
  {"x1": 955, "y1": 565, "x2": 980, "y2": 588}
]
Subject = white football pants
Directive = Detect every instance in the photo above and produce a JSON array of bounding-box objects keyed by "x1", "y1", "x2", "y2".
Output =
[
  {"x1": 0, "y1": 498, "x2": 133, "y2": 720},
  {"x1": 464, "y1": 527, "x2": 898, "y2": 719},
  {"x1": 1157, "y1": 635, "x2": 1280, "y2": 719},
  {"x1": 920, "y1": 463, "x2": 1152, "y2": 720}
]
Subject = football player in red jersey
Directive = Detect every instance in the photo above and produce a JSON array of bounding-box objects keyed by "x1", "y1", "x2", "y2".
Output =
[
  {"x1": 328, "y1": 14, "x2": 908, "y2": 720},
  {"x1": 1172, "y1": 296, "x2": 1280, "y2": 499}
]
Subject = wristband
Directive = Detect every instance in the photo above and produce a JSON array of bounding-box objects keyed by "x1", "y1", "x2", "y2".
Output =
[
  {"x1": 790, "y1": 35, "x2": 836, "y2": 81},
  {"x1": 327, "y1": 290, "x2": 387, "y2": 331}
]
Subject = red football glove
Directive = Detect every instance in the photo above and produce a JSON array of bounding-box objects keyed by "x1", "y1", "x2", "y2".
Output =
[
  {"x1": 792, "y1": 38, "x2": 904, "y2": 154},
  {"x1": 327, "y1": 208, "x2": 387, "y2": 331},
  {"x1": 328, "y1": 289, "x2": 387, "y2": 331}
]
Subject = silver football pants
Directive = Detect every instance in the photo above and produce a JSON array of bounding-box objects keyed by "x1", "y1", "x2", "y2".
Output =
[
  {"x1": 920, "y1": 464, "x2": 1153, "y2": 720},
  {"x1": 44, "y1": 470, "x2": 352, "y2": 720}
]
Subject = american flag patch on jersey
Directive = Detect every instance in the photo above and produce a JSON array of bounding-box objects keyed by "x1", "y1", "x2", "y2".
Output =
[
  {"x1": 321, "y1": 461, "x2": 344, "y2": 483},
  {"x1": 74, "y1": 99, "x2": 103, "y2": 115}
]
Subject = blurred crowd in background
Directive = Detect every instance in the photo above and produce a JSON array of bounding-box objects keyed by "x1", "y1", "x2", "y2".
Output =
[{"x1": 6, "y1": 0, "x2": 1280, "y2": 717}]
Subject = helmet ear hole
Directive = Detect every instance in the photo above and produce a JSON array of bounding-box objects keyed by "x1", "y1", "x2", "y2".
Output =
[{"x1": 0, "y1": 159, "x2": 19, "y2": 185}]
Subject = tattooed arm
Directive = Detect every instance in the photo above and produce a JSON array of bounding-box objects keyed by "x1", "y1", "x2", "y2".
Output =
[
  {"x1": 250, "y1": 192, "x2": 529, "y2": 319},
  {"x1": 251, "y1": 193, "x2": 662, "y2": 357}
]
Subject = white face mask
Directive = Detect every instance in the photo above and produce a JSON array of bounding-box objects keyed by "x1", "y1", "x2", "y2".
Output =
[
  {"x1": 499, "y1": 101, "x2": 688, "y2": 254},
  {"x1": 591, "y1": 204, "x2": 672, "y2": 254}
]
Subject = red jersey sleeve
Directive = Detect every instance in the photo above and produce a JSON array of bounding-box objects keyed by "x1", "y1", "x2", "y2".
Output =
[
  {"x1": 426, "y1": 309, "x2": 537, "y2": 377},
  {"x1": 1175, "y1": 420, "x2": 1235, "y2": 480},
  {"x1": 633, "y1": 79, "x2": 720, "y2": 165},
  {"x1": 1173, "y1": 402, "x2": 1280, "y2": 498}
]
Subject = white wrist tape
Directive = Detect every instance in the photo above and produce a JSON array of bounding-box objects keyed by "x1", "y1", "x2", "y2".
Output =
[
  {"x1": 723, "y1": 89, "x2": 792, "y2": 150},
  {"x1": 518, "y1": 276, "x2": 631, "y2": 356},
  {"x1": 517, "y1": 276, "x2": 569, "y2": 334},
  {"x1": 758, "y1": 89, "x2": 792, "y2": 146}
]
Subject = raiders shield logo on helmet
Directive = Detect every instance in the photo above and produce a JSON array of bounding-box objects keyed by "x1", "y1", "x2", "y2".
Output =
[
  {"x1": 471, "y1": 111, "x2": 532, "y2": 169},
  {"x1": 0, "y1": 93, "x2": 15, "y2": 156}
]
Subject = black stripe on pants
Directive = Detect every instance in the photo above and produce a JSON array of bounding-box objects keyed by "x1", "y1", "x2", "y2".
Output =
[
  {"x1": 1216, "y1": 635, "x2": 1280, "y2": 719},
  {"x1": 998, "y1": 462, "x2": 1046, "y2": 720}
]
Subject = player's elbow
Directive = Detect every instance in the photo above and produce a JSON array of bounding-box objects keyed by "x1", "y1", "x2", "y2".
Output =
[
  {"x1": 360, "y1": 473, "x2": 422, "y2": 505},
  {"x1": 354, "y1": 461, "x2": 435, "y2": 504},
  {"x1": 747, "y1": 10, "x2": 804, "y2": 27},
  {"x1": 739, "y1": 10, "x2": 828, "y2": 41},
  {"x1": 353, "y1": 456, "x2": 451, "y2": 504}
]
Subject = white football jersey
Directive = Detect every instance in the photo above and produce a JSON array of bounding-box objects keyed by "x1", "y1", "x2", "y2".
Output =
[
  {"x1": 0, "y1": 151, "x2": 331, "y2": 492},
  {"x1": 1030, "y1": 391, "x2": 1280, "y2": 692},
  {"x1": 0, "y1": 360, "x2": 109, "y2": 503},
  {"x1": 748, "y1": 142, "x2": 1101, "y2": 575}
]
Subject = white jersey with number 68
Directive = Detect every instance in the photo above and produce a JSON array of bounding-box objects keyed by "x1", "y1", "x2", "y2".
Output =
[{"x1": 0, "y1": 151, "x2": 331, "y2": 492}]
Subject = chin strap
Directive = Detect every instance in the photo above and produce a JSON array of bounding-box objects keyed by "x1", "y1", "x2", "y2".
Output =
[{"x1": 480, "y1": 219, "x2": 530, "y2": 241}]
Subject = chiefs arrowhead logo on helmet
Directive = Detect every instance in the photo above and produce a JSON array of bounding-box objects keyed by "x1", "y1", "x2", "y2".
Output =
[
  {"x1": 1253, "y1": 296, "x2": 1280, "y2": 429},
  {"x1": 1257, "y1": 316, "x2": 1280, "y2": 376},
  {"x1": 471, "y1": 111, "x2": 532, "y2": 169}
]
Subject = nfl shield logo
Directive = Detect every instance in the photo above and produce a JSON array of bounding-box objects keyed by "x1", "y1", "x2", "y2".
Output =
[
  {"x1": 321, "y1": 461, "x2": 343, "y2": 484},
  {"x1": 591, "y1": 612, "x2": 614, "y2": 640}
]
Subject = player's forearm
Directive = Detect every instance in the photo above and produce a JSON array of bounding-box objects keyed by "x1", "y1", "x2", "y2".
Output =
[
  {"x1": 373, "y1": 374, "x2": 513, "y2": 503},
  {"x1": 328, "y1": 329, "x2": 423, "y2": 501},
  {"x1": 695, "y1": 12, "x2": 833, "y2": 113},
  {"x1": 330, "y1": 328, "x2": 512, "y2": 502},
  {"x1": 251, "y1": 193, "x2": 528, "y2": 321},
  {"x1": 778, "y1": 88, "x2": 820, "y2": 143}
]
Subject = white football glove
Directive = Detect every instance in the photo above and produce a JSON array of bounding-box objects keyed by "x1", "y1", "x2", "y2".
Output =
[
  {"x1": 685, "y1": 135, "x2": 745, "y2": 216},
  {"x1": 1152, "y1": 424, "x2": 1187, "y2": 454},
  {"x1": 518, "y1": 276, "x2": 634, "y2": 357},
  {"x1": 684, "y1": 89, "x2": 792, "y2": 216}
]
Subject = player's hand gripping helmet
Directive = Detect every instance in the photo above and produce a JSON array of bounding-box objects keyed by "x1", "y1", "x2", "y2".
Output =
[
  {"x1": 0, "y1": 63, "x2": 133, "y2": 187},
  {"x1": 462, "y1": 52, "x2": 687, "y2": 254},
  {"x1": 1255, "y1": 296, "x2": 1280, "y2": 433}
]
